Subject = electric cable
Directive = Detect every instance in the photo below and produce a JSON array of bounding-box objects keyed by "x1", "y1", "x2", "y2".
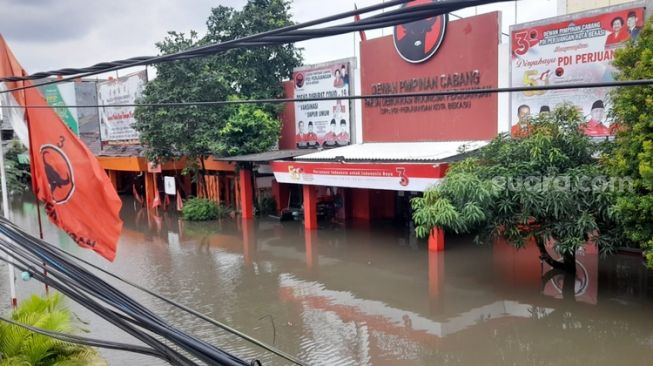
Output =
[
  {"x1": 0, "y1": 0, "x2": 515, "y2": 92},
  {"x1": 0, "y1": 315, "x2": 171, "y2": 361},
  {"x1": 0, "y1": 78, "x2": 649, "y2": 109}
]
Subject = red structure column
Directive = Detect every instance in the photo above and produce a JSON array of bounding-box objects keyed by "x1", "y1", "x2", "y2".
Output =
[
  {"x1": 144, "y1": 172, "x2": 156, "y2": 209},
  {"x1": 242, "y1": 219, "x2": 256, "y2": 266},
  {"x1": 351, "y1": 188, "x2": 371, "y2": 220},
  {"x1": 303, "y1": 185, "x2": 318, "y2": 230},
  {"x1": 239, "y1": 168, "x2": 254, "y2": 219},
  {"x1": 305, "y1": 230, "x2": 319, "y2": 271},
  {"x1": 428, "y1": 227, "x2": 445, "y2": 252},
  {"x1": 428, "y1": 251, "x2": 445, "y2": 314}
]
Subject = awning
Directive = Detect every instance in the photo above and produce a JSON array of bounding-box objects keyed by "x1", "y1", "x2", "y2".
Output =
[
  {"x1": 294, "y1": 141, "x2": 489, "y2": 162},
  {"x1": 213, "y1": 149, "x2": 311, "y2": 163}
]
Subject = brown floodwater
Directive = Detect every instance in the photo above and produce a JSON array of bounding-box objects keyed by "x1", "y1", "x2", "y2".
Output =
[{"x1": 1, "y1": 196, "x2": 653, "y2": 366}]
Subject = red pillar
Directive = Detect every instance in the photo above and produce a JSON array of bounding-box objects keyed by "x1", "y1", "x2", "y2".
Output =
[
  {"x1": 428, "y1": 251, "x2": 445, "y2": 314},
  {"x1": 303, "y1": 185, "x2": 318, "y2": 230},
  {"x1": 145, "y1": 172, "x2": 156, "y2": 209},
  {"x1": 428, "y1": 227, "x2": 445, "y2": 252},
  {"x1": 351, "y1": 188, "x2": 370, "y2": 220},
  {"x1": 305, "y1": 230, "x2": 319, "y2": 271},
  {"x1": 239, "y1": 168, "x2": 254, "y2": 219},
  {"x1": 107, "y1": 170, "x2": 118, "y2": 190},
  {"x1": 242, "y1": 219, "x2": 256, "y2": 266}
]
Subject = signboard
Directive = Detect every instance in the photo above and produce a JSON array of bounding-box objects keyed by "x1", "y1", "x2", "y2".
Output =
[
  {"x1": 510, "y1": 6, "x2": 645, "y2": 137},
  {"x1": 361, "y1": 12, "x2": 499, "y2": 142},
  {"x1": 164, "y1": 176, "x2": 176, "y2": 195},
  {"x1": 271, "y1": 161, "x2": 447, "y2": 192},
  {"x1": 40, "y1": 83, "x2": 79, "y2": 134},
  {"x1": 293, "y1": 61, "x2": 352, "y2": 149},
  {"x1": 97, "y1": 70, "x2": 147, "y2": 144}
]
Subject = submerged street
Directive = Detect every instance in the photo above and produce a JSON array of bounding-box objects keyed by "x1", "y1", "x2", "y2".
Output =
[{"x1": 2, "y1": 196, "x2": 653, "y2": 365}]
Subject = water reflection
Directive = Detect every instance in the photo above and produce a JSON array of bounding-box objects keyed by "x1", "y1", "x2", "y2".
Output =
[{"x1": 0, "y1": 195, "x2": 652, "y2": 365}]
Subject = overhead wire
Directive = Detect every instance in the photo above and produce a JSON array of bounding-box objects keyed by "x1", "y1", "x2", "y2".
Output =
[
  {"x1": 0, "y1": 0, "x2": 514, "y2": 91},
  {"x1": 0, "y1": 78, "x2": 650, "y2": 110}
]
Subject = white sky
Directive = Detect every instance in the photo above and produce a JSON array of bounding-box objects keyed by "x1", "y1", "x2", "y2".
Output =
[{"x1": 0, "y1": 0, "x2": 557, "y2": 78}]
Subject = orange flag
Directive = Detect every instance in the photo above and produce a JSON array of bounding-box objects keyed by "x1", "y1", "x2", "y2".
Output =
[{"x1": 0, "y1": 36, "x2": 123, "y2": 261}]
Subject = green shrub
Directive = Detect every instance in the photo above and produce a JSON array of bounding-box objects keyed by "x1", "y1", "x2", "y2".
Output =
[
  {"x1": 0, "y1": 293, "x2": 104, "y2": 365},
  {"x1": 182, "y1": 198, "x2": 230, "y2": 221}
]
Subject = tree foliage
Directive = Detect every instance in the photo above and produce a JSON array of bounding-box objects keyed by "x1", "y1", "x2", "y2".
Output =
[
  {"x1": 412, "y1": 106, "x2": 622, "y2": 272},
  {"x1": 0, "y1": 293, "x2": 103, "y2": 365},
  {"x1": 214, "y1": 103, "x2": 281, "y2": 157},
  {"x1": 134, "y1": 0, "x2": 301, "y2": 163},
  {"x1": 607, "y1": 17, "x2": 653, "y2": 267},
  {"x1": 0, "y1": 140, "x2": 31, "y2": 197}
]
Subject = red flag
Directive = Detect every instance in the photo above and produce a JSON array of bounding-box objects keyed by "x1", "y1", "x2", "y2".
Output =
[
  {"x1": 176, "y1": 190, "x2": 184, "y2": 211},
  {"x1": 0, "y1": 36, "x2": 123, "y2": 261},
  {"x1": 354, "y1": 4, "x2": 367, "y2": 42}
]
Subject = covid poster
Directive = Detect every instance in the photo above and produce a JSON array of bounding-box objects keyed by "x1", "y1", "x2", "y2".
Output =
[
  {"x1": 293, "y1": 61, "x2": 351, "y2": 149},
  {"x1": 510, "y1": 6, "x2": 645, "y2": 137},
  {"x1": 97, "y1": 70, "x2": 146, "y2": 144}
]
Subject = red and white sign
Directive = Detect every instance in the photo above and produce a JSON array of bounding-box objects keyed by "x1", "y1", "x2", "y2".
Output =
[
  {"x1": 271, "y1": 161, "x2": 447, "y2": 192},
  {"x1": 361, "y1": 12, "x2": 499, "y2": 142}
]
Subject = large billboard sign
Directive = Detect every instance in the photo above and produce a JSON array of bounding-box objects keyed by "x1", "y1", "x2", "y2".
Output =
[
  {"x1": 97, "y1": 70, "x2": 146, "y2": 144},
  {"x1": 293, "y1": 60, "x2": 352, "y2": 149},
  {"x1": 361, "y1": 12, "x2": 500, "y2": 142},
  {"x1": 510, "y1": 5, "x2": 645, "y2": 137}
]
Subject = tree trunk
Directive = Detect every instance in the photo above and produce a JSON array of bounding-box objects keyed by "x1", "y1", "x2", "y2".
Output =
[{"x1": 534, "y1": 236, "x2": 577, "y2": 274}]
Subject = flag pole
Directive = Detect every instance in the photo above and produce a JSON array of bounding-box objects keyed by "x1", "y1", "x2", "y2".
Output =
[
  {"x1": 23, "y1": 93, "x2": 48, "y2": 295},
  {"x1": 0, "y1": 114, "x2": 18, "y2": 307}
]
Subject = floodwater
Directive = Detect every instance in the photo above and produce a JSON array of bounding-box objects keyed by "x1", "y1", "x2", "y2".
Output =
[{"x1": 2, "y1": 195, "x2": 653, "y2": 366}]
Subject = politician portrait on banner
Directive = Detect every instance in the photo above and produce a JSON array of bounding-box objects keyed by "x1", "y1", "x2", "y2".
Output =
[{"x1": 510, "y1": 6, "x2": 645, "y2": 138}]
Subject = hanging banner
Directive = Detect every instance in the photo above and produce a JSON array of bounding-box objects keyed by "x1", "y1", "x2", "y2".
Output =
[
  {"x1": 164, "y1": 176, "x2": 176, "y2": 195},
  {"x1": 97, "y1": 70, "x2": 146, "y2": 144},
  {"x1": 40, "y1": 83, "x2": 79, "y2": 135},
  {"x1": 293, "y1": 60, "x2": 352, "y2": 149},
  {"x1": 510, "y1": 5, "x2": 645, "y2": 137}
]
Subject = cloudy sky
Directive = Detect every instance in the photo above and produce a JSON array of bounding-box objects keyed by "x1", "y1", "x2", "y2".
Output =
[{"x1": 0, "y1": 0, "x2": 557, "y2": 77}]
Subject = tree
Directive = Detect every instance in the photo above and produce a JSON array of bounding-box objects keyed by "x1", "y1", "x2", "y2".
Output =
[
  {"x1": 412, "y1": 106, "x2": 622, "y2": 273},
  {"x1": 0, "y1": 140, "x2": 31, "y2": 197},
  {"x1": 607, "y1": 17, "x2": 653, "y2": 267},
  {"x1": 214, "y1": 103, "x2": 281, "y2": 157},
  {"x1": 134, "y1": 0, "x2": 302, "y2": 172}
]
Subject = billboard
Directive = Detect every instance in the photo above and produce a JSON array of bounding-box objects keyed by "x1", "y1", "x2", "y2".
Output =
[
  {"x1": 360, "y1": 12, "x2": 499, "y2": 143},
  {"x1": 39, "y1": 82, "x2": 79, "y2": 135},
  {"x1": 293, "y1": 60, "x2": 352, "y2": 149},
  {"x1": 97, "y1": 70, "x2": 146, "y2": 144},
  {"x1": 510, "y1": 5, "x2": 645, "y2": 137}
]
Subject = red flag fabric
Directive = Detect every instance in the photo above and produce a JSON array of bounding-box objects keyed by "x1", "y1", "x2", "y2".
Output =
[
  {"x1": 0, "y1": 36, "x2": 123, "y2": 261},
  {"x1": 176, "y1": 190, "x2": 184, "y2": 211},
  {"x1": 354, "y1": 4, "x2": 367, "y2": 42}
]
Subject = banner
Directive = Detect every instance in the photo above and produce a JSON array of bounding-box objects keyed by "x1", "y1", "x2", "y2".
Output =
[
  {"x1": 271, "y1": 161, "x2": 446, "y2": 192},
  {"x1": 40, "y1": 83, "x2": 79, "y2": 135},
  {"x1": 97, "y1": 70, "x2": 146, "y2": 144},
  {"x1": 510, "y1": 6, "x2": 645, "y2": 137},
  {"x1": 293, "y1": 61, "x2": 352, "y2": 149}
]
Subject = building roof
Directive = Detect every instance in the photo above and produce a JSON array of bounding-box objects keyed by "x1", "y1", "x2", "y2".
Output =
[
  {"x1": 81, "y1": 132, "x2": 145, "y2": 157},
  {"x1": 293, "y1": 141, "x2": 489, "y2": 163},
  {"x1": 213, "y1": 149, "x2": 311, "y2": 163}
]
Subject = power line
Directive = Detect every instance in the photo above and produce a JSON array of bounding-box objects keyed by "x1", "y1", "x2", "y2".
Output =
[
  {"x1": 0, "y1": 0, "x2": 514, "y2": 93},
  {"x1": 1, "y1": 78, "x2": 650, "y2": 109}
]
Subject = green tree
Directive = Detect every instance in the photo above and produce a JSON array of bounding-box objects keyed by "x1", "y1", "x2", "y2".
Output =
[
  {"x1": 134, "y1": 0, "x2": 301, "y2": 163},
  {"x1": 0, "y1": 140, "x2": 31, "y2": 197},
  {"x1": 0, "y1": 293, "x2": 103, "y2": 365},
  {"x1": 607, "y1": 17, "x2": 653, "y2": 267},
  {"x1": 214, "y1": 103, "x2": 281, "y2": 157},
  {"x1": 412, "y1": 106, "x2": 622, "y2": 272}
]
